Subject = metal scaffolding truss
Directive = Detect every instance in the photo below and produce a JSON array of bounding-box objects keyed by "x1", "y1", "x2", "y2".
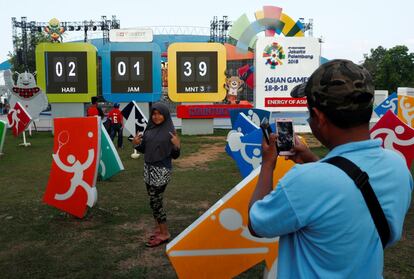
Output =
[
  {"x1": 210, "y1": 16, "x2": 231, "y2": 44},
  {"x1": 299, "y1": 18, "x2": 314, "y2": 37},
  {"x1": 11, "y1": 16, "x2": 120, "y2": 67}
]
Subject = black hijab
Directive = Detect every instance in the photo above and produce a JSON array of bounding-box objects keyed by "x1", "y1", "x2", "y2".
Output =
[{"x1": 143, "y1": 103, "x2": 176, "y2": 163}]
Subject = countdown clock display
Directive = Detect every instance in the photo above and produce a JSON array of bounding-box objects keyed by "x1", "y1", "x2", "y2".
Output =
[
  {"x1": 36, "y1": 43, "x2": 97, "y2": 103},
  {"x1": 168, "y1": 43, "x2": 226, "y2": 102},
  {"x1": 100, "y1": 42, "x2": 161, "y2": 103}
]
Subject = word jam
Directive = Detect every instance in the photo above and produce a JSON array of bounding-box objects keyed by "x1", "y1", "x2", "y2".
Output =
[{"x1": 127, "y1": 86, "x2": 140, "y2": 92}]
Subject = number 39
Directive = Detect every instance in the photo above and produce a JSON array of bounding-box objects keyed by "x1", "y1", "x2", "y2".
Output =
[{"x1": 183, "y1": 61, "x2": 207, "y2": 77}]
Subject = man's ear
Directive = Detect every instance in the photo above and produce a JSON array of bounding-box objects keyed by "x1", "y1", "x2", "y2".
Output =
[{"x1": 313, "y1": 107, "x2": 328, "y2": 127}]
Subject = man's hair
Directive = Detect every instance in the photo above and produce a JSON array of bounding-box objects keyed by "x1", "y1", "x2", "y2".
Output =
[{"x1": 91, "y1": 96, "x2": 98, "y2": 104}]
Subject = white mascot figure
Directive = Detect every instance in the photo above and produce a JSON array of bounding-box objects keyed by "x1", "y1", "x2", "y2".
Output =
[{"x1": 9, "y1": 71, "x2": 48, "y2": 120}]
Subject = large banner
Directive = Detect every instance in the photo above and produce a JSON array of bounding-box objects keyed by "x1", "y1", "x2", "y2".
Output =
[{"x1": 255, "y1": 37, "x2": 320, "y2": 111}]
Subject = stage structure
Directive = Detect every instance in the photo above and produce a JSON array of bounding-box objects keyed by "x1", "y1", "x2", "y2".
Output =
[
  {"x1": 11, "y1": 16, "x2": 120, "y2": 68},
  {"x1": 210, "y1": 16, "x2": 232, "y2": 44}
]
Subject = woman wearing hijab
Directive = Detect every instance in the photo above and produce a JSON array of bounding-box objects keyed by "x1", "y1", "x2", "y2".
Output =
[{"x1": 132, "y1": 103, "x2": 180, "y2": 247}]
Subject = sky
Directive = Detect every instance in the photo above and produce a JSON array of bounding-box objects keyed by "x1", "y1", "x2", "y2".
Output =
[{"x1": 0, "y1": 0, "x2": 413, "y2": 64}]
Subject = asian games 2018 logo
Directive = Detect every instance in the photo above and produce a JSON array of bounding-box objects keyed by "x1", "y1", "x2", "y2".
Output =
[{"x1": 263, "y1": 42, "x2": 285, "y2": 69}]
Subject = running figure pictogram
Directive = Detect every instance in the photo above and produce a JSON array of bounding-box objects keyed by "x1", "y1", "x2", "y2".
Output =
[{"x1": 52, "y1": 131, "x2": 97, "y2": 207}]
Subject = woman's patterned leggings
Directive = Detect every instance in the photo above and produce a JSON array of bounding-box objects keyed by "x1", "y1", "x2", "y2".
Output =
[{"x1": 146, "y1": 183, "x2": 167, "y2": 223}]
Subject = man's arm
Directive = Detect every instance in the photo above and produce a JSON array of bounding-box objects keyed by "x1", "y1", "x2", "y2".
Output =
[
  {"x1": 248, "y1": 133, "x2": 278, "y2": 236},
  {"x1": 248, "y1": 134, "x2": 318, "y2": 238}
]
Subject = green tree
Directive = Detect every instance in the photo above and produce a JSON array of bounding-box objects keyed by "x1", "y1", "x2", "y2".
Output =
[
  {"x1": 8, "y1": 32, "x2": 49, "y2": 75},
  {"x1": 362, "y1": 46, "x2": 386, "y2": 82},
  {"x1": 362, "y1": 45, "x2": 414, "y2": 93}
]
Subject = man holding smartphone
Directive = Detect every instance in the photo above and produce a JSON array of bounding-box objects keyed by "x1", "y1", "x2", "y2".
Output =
[{"x1": 248, "y1": 60, "x2": 412, "y2": 278}]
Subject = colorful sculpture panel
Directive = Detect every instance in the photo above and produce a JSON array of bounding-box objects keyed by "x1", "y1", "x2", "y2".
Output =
[
  {"x1": 371, "y1": 110, "x2": 414, "y2": 168},
  {"x1": 36, "y1": 42, "x2": 98, "y2": 103},
  {"x1": 99, "y1": 124, "x2": 124, "y2": 180},
  {"x1": 228, "y1": 6, "x2": 305, "y2": 53},
  {"x1": 121, "y1": 101, "x2": 148, "y2": 137},
  {"x1": 225, "y1": 112, "x2": 260, "y2": 158},
  {"x1": 7, "y1": 102, "x2": 32, "y2": 137},
  {"x1": 398, "y1": 95, "x2": 414, "y2": 127},
  {"x1": 167, "y1": 43, "x2": 227, "y2": 102},
  {"x1": 43, "y1": 117, "x2": 100, "y2": 218},
  {"x1": 100, "y1": 42, "x2": 162, "y2": 103},
  {"x1": 167, "y1": 158, "x2": 295, "y2": 278},
  {"x1": 374, "y1": 92, "x2": 398, "y2": 118},
  {"x1": 229, "y1": 108, "x2": 271, "y2": 129},
  {"x1": 0, "y1": 120, "x2": 6, "y2": 155}
]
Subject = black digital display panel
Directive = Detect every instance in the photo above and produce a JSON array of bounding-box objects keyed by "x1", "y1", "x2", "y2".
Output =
[
  {"x1": 110, "y1": 51, "x2": 153, "y2": 93},
  {"x1": 46, "y1": 52, "x2": 88, "y2": 94},
  {"x1": 176, "y1": 51, "x2": 217, "y2": 93}
]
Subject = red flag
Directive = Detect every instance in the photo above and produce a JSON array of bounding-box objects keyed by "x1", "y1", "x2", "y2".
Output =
[
  {"x1": 43, "y1": 117, "x2": 100, "y2": 218},
  {"x1": 370, "y1": 110, "x2": 414, "y2": 168},
  {"x1": 7, "y1": 102, "x2": 32, "y2": 137}
]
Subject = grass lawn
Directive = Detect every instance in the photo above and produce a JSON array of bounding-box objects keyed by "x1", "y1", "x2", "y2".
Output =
[{"x1": 0, "y1": 130, "x2": 412, "y2": 278}]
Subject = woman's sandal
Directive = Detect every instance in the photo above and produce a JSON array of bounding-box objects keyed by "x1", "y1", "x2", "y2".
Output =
[{"x1": 145, "y1": 235, "x2": 170, "y2": 248}]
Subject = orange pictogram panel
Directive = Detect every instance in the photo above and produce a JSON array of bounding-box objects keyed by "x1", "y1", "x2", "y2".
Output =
[{"x1": 167, "y1": 157, "x2": 295, "y2": 278}]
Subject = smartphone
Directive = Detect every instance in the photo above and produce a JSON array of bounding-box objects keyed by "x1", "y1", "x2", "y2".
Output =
[
  {"x1": 275, "y1": 118, "x2": 295, "y2": 156},
  {"x1": 260, "y1": 117, "x2": 273, "y2": 145}
]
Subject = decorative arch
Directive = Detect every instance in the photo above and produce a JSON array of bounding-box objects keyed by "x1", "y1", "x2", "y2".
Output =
[{"x1": 228, "y1": 6, "x2": 304, "y2": 52}]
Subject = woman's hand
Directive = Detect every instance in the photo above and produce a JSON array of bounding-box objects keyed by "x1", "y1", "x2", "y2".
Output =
[
  {"x1": 132, "y1": 133, "x2": 143, "y2": 145},
  {"x1": 284, "y1": 135, "x2": 319, "y2": 164},
  {"x1": 169, "y1": 131, "x2": 181, "y2": 149}
]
